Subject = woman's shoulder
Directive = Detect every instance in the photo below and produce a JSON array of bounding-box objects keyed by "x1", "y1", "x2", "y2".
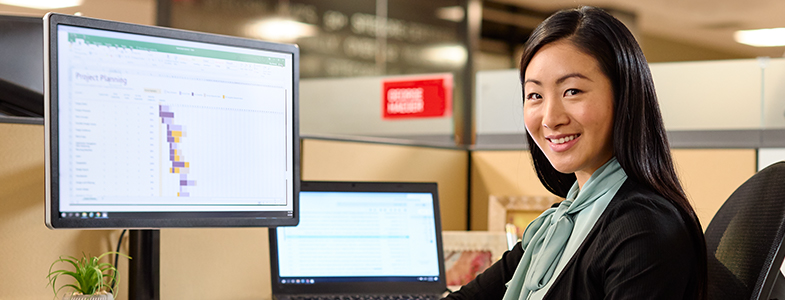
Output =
[
  {"x1": 588, "y1": 178, "x2": 696, "y2": 253},
  {"x1": 603, "y1": 178, "x2": 685, "y2": 224},
  {"x1": 564, "y1": 181, "x2": 701, "y2": 300},
  {"x1": 585, "y1": 177, "x2": 698, "y2": 265}
]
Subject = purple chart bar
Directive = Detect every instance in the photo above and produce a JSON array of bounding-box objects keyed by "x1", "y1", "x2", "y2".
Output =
[{"x1": 160, "y1": 104, "x2": 193, "y2": 197}]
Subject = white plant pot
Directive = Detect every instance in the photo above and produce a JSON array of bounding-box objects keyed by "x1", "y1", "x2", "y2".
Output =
[{"x1": 63, "y1": 293, "x2": 114, "y2": 300}]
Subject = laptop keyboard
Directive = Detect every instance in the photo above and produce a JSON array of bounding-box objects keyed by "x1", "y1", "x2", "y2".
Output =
[{"x1": 291, "y1": 294, "x2": 440, "y2": 300}]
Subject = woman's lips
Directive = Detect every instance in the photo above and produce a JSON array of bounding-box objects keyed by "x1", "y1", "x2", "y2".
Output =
[{"x1": 546, "y1": 134, "x2": 580, "y2": 152}]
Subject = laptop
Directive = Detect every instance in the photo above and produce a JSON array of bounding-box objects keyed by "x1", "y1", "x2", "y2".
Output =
[{"x1": 269, "y1": 181, "x2": 447, "y2": 300}]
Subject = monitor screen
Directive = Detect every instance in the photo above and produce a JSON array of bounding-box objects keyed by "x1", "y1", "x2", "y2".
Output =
[
  {"x1": 268, "y1": 181, "x2": 446, "y2": 296},
  {"x1": 44, "y1": 13, "x2": 299, "y2": 228},
  {"x1": 276, "y1": 191, "x2": 441, "y2": 281}
]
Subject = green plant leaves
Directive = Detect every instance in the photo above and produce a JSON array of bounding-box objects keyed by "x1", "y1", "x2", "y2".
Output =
[{"x1": 47, "y1": 251, "x2": 131, "y2": 299}]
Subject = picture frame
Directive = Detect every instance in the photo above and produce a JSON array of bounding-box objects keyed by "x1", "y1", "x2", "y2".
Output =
[
  {"x1": 442, "y1": 230, "x2": 509, "y2": 290},
  {"x1": 487, "y1": 195, "x2": 562, "y2": 238}
]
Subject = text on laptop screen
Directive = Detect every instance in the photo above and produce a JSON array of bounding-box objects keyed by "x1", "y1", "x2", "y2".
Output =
[
  {"x1": 53, "y1": 25, "x2": 294, "y2": 218},
  {"x1": 276, "y1": 191, "x2": 440, "y2": 281}
]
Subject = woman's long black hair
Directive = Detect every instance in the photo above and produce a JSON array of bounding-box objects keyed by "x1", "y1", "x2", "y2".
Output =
[{"x1": 519, "y1": 6, "x2": 707, "y2": 299}]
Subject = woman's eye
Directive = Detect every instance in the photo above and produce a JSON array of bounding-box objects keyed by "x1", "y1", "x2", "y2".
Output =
[
  {"x1": 526, "y1": 93, "x2": 542, "y2": 101},
  {"x1": 564, "y1": 89, "x2": 581, "y2": 96}
]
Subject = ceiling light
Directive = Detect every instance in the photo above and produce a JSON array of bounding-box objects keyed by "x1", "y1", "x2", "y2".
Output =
[
  {"x1": 734, "y1": 28, "x2": 785, "y2": 47},
  {"x1": 423, "y1": 44, "x2": 467, "y2": 66},
  {"x1": 436, "y1": 6, "x2": 465, "y2": 22},
  {"x1": 245, "y1": 18, "x2": 319, "y2": 43},
  {"x1": 0, "y1": 0, "x2": 82, "y2": 9}
]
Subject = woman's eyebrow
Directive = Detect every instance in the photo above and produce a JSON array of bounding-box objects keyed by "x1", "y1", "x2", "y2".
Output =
[
  {"x1": 523, "y1": 73, "x2": 592, "y2": 86},
  {"x1": 523, "y1": 78, "x2": 541, "y2": 86},
  {"x1": 556, "y1": 73, "x2": 592, "y2": 85}
]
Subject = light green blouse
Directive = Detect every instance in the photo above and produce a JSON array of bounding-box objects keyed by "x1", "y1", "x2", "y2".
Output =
[{"x1": 502, "y1": 157, "x2": 628, "y2": 300}]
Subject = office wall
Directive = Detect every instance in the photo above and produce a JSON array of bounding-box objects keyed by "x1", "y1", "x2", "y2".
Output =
[
  {"x1": 470, "y1": 149, "x2": 757, "y2": 231},
  {"x1": 0, "y1": 123, "x2": 127, "y2": 300},
  {"x1": 0, "y1": 126, "x2": 467, "y2": 300},
  {"x1": 469, "y1": 150, "x2": 548, "y2": 231},
  {"x1": 301, "y1": 138, "x2": 469, "y2": 231},
  {"x1": 475, "y1": 58, "x2": 785, "y2": 137},
  {"x1": 671, "y1": 149, "x2": 757, "y2": 228},
  {"x1": 164, "y1": 138, "x2": 471, "y2": 299},
  {"x1": 160, "y1": 228, "x2": 271, "y2": 299},
  {"x1": 759, "y1": 148, "x2": 785, "y2": 171},
  {"x1": 0, "y1": 122, "x2": 277, "y2": 300},
  {"x1": 300, "y1": 75, "x2": 453, "y2": 138},
  {"x1": 641, "y1": 33, "x2": 746, "y2": 63}
]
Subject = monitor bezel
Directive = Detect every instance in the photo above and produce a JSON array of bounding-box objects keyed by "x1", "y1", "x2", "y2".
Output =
[
  {"x1": 44, "y1": 12, "x2": 300, "y2": 229},
  {"x1": 269, "y1": 181, "x2": 447, "y2": 295}
]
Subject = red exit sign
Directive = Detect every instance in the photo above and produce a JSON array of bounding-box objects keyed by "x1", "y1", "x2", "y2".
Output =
[{"x1": 382, "y1": 74, "x2": 452, "y2": 120}]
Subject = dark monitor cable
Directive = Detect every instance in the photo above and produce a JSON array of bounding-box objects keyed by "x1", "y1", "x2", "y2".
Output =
[{"x1": 112, "y1": 229, "x2": 128, "y2": 290}]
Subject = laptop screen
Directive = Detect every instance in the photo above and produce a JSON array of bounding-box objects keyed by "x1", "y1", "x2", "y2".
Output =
[{"x1": 269, "y1": 181, "x2": 446, "y2": 296}]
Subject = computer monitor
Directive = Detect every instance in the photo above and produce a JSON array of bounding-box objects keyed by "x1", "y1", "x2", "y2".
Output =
[
  {"x1": 44, "y1": 12, "x2": 299, "y2": 229},
  {"x1": 0, "y1": 15, "x2": 44, "y2": 117}
]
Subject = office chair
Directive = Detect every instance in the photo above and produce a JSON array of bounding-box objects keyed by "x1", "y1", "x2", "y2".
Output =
[{"x1": 705, "y1": 161, "x2": 785, "y2": 300}]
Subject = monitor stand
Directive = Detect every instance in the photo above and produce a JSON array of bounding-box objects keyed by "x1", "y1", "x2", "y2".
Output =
[{"x1": 129, "y1": 229, "x2": 160, "y2": 300}]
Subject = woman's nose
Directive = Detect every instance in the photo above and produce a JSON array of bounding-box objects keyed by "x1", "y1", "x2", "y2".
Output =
[{"x1": 542, "y1": 99, "x2": 569, "y2": 129}]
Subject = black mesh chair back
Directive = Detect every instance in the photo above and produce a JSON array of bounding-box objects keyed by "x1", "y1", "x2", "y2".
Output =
[{"x1": 705, "y1": 161, "x2": 785, "y2": 300}]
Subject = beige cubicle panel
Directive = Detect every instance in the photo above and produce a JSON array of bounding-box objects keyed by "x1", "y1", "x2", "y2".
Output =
[
  {"x1": 0, "y1": 123, "x2": 126, "y2": 300},
  {"x1": 162, "y1": 138, "x2": 470, "y2": 299},
  {"x1": 0, "y1": 123, "x2": 469, "y2": 300},
  {"x1": 469, "y1": 150, "x2": 549, "y2": 231},
  {"x1": 0, "y1": 122, "x2": 269, "y2": 300},
  {"x1": 671, "y1": 149, "x2": 757, "y2": 229},
  {"x1": 160, "y1": 228, "x2": 271, "y2": 299},
  {"x1": 471, "y1": 148, "x2": 757, "y2": 231},
  {"x1": 301, "y1": 138, "x2": 469, "y2": 231},
  {"x1": 162, "y1": 138, "x2": 472, "y2": 299}
]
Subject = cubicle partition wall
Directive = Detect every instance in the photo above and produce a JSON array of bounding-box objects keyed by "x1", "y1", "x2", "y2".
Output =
[
  {"x1": 301, "y1": 137, "x2": 469, "y2": 231},
  {"x1": 0, "y1": 120, "x2": 129, "y2": 299},
  {"x1": 0, "y1": 118, "x2": 271, "y2": 300},
  {"x1": 300, "y1": 75, "x2": 456, "y2": 146},
  {"x1": 0, "y1": 117, "x2": 468, "y2": 299},
  {"x1": 473, "y1": 58, "x2": 785, "y2": 231},
  {"x1": 160, "y1": 137, "x2": 470, "y2": 300}
]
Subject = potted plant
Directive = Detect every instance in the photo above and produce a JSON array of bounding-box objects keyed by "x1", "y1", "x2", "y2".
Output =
[{"x1": 47, "y1": 251, "x2": 131, "y2": 300}]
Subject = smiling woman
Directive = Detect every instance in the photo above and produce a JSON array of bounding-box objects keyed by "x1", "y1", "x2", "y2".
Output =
[
  {"x1": 522, "y1": 39, "x2": 615, "y2": 188},
  {"x1": 444, "y1": 6, "x2": 707, "y2": 300}
]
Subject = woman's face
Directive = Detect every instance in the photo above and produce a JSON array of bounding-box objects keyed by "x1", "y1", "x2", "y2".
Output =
[{"x1": 523, "y1": 39, "x2": 615, "y2": 188}]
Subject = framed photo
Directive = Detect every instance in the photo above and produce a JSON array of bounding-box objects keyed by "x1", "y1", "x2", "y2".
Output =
[
  {"x1": 487, "y1": 195, "x2": 562, "y2": 238},
  {"x1": 442, "y1": 231, "x2": 508, "y2": 290}
]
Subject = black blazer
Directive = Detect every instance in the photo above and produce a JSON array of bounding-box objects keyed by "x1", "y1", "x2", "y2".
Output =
[{"x1": 444, "y1": 178, "x2": 699, "y2": 300}]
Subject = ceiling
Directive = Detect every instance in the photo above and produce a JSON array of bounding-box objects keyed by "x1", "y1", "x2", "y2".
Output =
[
  {"x1": 0, "y1": 0, "x2": 155, "y2": 25},
  {"x1": 2, "y1": 0, "x2": 783, "y2": 60},
  {"x1": 487, "y1": 0, "x2": 785, "y2": 59}
]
